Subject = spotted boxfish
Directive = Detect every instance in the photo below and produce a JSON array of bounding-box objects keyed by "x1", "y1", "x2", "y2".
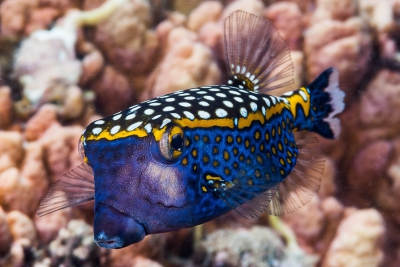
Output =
[{"x1": 38, "y1": 10, "x2": 345, "y2": 249}]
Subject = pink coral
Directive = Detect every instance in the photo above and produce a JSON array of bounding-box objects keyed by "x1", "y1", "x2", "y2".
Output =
[
  {"x1": 0, "y1": 86, "x2": 13, "y2": 129},
  {"x1": 0, "y1": 207, "x2": 12, "y2": 256},
  {"x1": 265, "y1": 2, "x2": 303, "y2": 51},
  {"x1": 321, "y1": 209, "x2": 385, "y2": 267},
  {"x1": 187, "y1": 1, "x2": 223, "y2": 32},
  {"x1": 0, "y1": 0, "x2": 37, "y2": 37}
]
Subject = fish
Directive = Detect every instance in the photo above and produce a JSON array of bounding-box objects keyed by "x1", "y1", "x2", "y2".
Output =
[{"x1": 37, "y1": 10, "x2": 345, "y2": 249}]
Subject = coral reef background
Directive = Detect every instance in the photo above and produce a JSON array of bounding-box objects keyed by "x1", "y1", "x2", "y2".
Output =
[{"x1": 0, "y1": 0, "x2": 399, "y2": 266}]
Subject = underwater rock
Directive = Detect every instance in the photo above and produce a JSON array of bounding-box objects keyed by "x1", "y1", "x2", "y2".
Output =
[
  {"x1": 0, "y1": 0, "x2": 37, "y2": 37},
  {"x1": 0, "y1": 131, "x2": 24, "y2": 174},
  {"x1": 7, "y1": 211, "x2": 37, "y2": 245},
  {"x1": 90, "y1": 65, "x2": 134, "y2": 116},
  {"x1": 38, "y1": 123, "x2": 84, "y2": 183},
  {"x1": 24, "y1": 104, "x2": 58, "y2": 141},
  {"x1": 94, "y1": 0, "x2": 159, "y2": 76},
  {"x1": 195, "y1": 226, "x2": 317, "y2": 267},
  {"x1": 0, "y1": 86, "x2": 13, "y2": 129},
  {"x1": 187, "y1": 1, "x2": 223, "y2": 33},
  {"x1": 35, "y1": 206, "x2": 71, "y2": 246},
  {"x1": 145, "y1": 26, "x2": 221, "y2": 99},
  {"x1": 304, "y1": 17, "x2": 371, "y2": 101},
  {"x1": 48, "y1": 220, "x2": 106, "y2": 267},
  {"x1": 0, "y1": 207, "x2": 12, "y2": 256},
  {"x1": 222, "y1": 0, "x2": 265, "y2": 19},
  {"x1": 108, "y1": 235, "x2": 166, "y2": 266},
  {"x1": 80, "y1": 49, "x2": 105, "y2": 85},
  {"x1": 310, "y1": 0, "x2": 356, "y2": 24},
  {"x1": 359, "y1": 69, "x2": 400, "y2": 131},
  {"x1": 265, "y1": 2, "x2": 303, "y2": 51},
  {"x1": 321, "y1": 208, "x2": 385, "y2": 267}
]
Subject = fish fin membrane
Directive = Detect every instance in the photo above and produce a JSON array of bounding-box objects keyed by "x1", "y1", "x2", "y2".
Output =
[
  {"x1": 37, "y1": 163, "x2": 95, "y2": 216},
  {"x1": 214, "y1": 156, "x2": 281, "y2": 220},
  {"x1": 307, "y1": 68, "x2": 345, "y2": 139},
  {"x1": 267, "y1": 134, "x2": 324, "y2": 216},
  {"x1": 223, "y1": 10, "x2": 294, "y2": 93}
]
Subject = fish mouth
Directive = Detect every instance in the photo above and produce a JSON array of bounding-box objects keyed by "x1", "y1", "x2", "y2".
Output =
[{"x1": 94, "y1": 202, "x2": 146, "y2": 249}]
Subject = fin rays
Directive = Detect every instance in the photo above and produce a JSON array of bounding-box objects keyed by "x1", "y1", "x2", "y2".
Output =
[
  {"x1": 224, "y1": 10, "x2": 294, "y2": 92},
  {"x1": 37, "y1": 163, "x2": 95, "y2": 216}
]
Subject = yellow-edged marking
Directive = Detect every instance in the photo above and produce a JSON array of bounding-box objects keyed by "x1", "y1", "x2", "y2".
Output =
[
  {"x1": 265, "y1": 133, "x2": 270, "y2": 140},
  {"x1": 279, "y1": 158, "x2": 285, "y2": 165},
  {"x1": 192, "y1": 149, "x2": 198, "y2": 157},
  {"x1": 285, "y1": 87, "x2": 311, "y2": 118},
  {"x1": 206, "y1": 175, "x2": 223, "y2": 181},
  {"x1": 287, "y1": 151, "x2": 292, "y2": 156},
  {"x1": 227, "y1": 135, "x2": 233, "y2": 143},
  {"x1": 245, "y1": 140, "x2": 250, "y2": 148},
  {"x1": 287, "y1": 158, "x2": 292, "y2": 164},
  {"x1": 280, "y1": 170, "x2": 285, "y2": 175},
  {"x1": 182, "y1": 157, "x2": 188, "y2": 165}
]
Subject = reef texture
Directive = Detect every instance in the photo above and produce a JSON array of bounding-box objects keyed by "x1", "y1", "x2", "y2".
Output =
[{"x1": 0, "y1": 0, "x2": 399, "y2": 266}]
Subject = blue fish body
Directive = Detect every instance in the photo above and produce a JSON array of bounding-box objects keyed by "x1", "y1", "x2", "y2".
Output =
[{"x1": 38, "y1": 11, "x2": 345, "y2": 249}]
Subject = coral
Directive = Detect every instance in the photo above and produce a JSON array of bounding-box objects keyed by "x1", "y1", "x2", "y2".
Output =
[
  {"x1": 359, "y1": 0, "x2": 394, "y2": 32},
  {"x1": 48, "y1": 220, "x2": 106, "y2": 266},
  {"x1": 80, "y1": 49, "x2": 105, "y2": 85},
  {"x1": 0, "y1": 86, "x2": 13, "y2": 129},
  {"x1": 304, "y1": 18, "x2": 371, "y2": 101},
  {"x1": 359, "y1": 69, "x2": 400, "y2": 130},
  {"x1": 321, "y1": 209, "x2": 385, "y2": 267},
  {"x1": 34, "y1": 208, "x2": 71, "y2": 246},
  {"x1": 0, "y1": 143, "x2": 48, "y2": 215},
  {"x1": 108, "y1": 235, "x2": 166, "y2": 266},
  {"x1": 24, "y1": 104, "x2": 58, "y2": 141},
  {"x1": 265, "y1": 2, "x2": 303, "y2": 51},
  {"x1": 38, "y1": 123, "x2": 84, "y2": 182},
  {"x1": 0, "y1": 0, "x2": 38, "y2": 37},
  {"x1": 310, "y1": 0, "x2": 356, "y2": 24},
  {"x1": 90, "y1": 65, "x2": 134, "y2": 115},
  {"x1": 93, "y1": 0, "x2": 159, "y2": 76},
  {"x1": 0, "y1": 207, "x2": 12, "y2": 256},
  {"x1": 187, "y1": 1, "x2": 223, "y2": 32},
  {"x1": 0, "y1": 131, "x2": 24, "y2": 174},
  {"x1": 145, "y1": 27, "x2": 221, "y2": 99},
  {"x1": 195, "y1": 226, "x2": 317, "y2": 267},
  {"x1": 6, "y1": 211, "x2": 37, "y2": 245},
  {"x1": 222, "y1": 0, "x2": 265, "y2": 19}
]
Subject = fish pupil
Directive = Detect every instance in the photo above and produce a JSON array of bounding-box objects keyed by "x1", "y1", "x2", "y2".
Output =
[{"x1": 171, "y1": 134, "x2": 183, "y2": 151}]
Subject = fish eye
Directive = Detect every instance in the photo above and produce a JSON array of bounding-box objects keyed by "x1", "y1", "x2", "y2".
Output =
[{"x1": 159, "y1": 126, "x2": 185, "y2": 161}]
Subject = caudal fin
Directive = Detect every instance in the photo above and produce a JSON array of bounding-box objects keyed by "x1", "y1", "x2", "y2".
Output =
[{"x1": 290, "y1": 68, "x2": 345, "y2": 139}]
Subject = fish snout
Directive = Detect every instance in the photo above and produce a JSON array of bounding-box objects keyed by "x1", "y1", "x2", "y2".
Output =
[{"x1": 94, "y1": 204, "x2": 145, "y2": 249}]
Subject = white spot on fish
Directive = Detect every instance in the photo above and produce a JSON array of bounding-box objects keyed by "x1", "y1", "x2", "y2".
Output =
[
  {"x1": 144, "y1": 123, "x2": 152, "y2": 133},
  {"x1": 179, "y1": 93, "x2": 190, "y2": 96},
  {"x1": 242, "y1": 66, "x2": 246, "y2": 74},
  {"x1": 254, "y1": 79, "x2": 259, "y2": 84},
  {"x1": 127, "y1": 121, "x2": 143, "y2": 131},
  {"x1": 92, "y1": 128, "x2": 102, "y2": 135},
  {"x1": 234, "y1": 97, "x2": 243, "y2": 102},
  {"x1": 160, "y1": 119, "x2": 171, "y2": 129},
  {"x1": 130, "y1": 106, "x2": 140, "y2": 112},
  {"x1": 240, "y1": 107, "x2": 248, "y2": 118},
  {"x1": 110, "y1": 125, "x2": 120, "y2": 135},
  {"x1": 271, "y1": 97, "x2": 276, "y2": 105},
  {"x1": 196, "y1": 91, "x2": 207, "y2": 94},
  {"x1": 249, "y1": 95, "x2": 258, "y2": 100},
  {"x1": 149, "y1": 102, "x2": 161, "y2": 106},
  {"x1": 94, "y1": 120, "x2": 105, "y2": 125},
  {"x1": 165, "y1": 98, "x2": 175, "y2": 102},
  {"x1": 283, "y1": 91, "x2": 294, "y2": 96},
  {"x1": 184, "y1": 96, "x2": 195, "y2": 100},
  {"x1": 204, "y1": 95, "x2": 215, "y2": 101},
  {"x1": 144, "y1": 109, "x2": 154, "y2": 115},
  {"x1": 223, "y1": 100, "x2": 233, "y2": 108},
  {"x1": 198, "y1": 110, "x2": 210, "y2": 119},
  {"x1": 250, "y1": 102, "x2": 257, "y2": 112},
  {"x1": 199, "y1": 101, "x2": 209, "y2": 106},
  {"x1": 229, "y1": 90, "x2": 241, "y2": 95},
  {"x1": 152, "y1": 114, "x2": 162, "y2": 120},
  {"x1": 215, "y1": 108, "x2": 228, "y2": 118},
  {"x1": 246, "y1": 72, "x2": 250, "y2": 78},
  {"x1": 216, "y1": 93, "x2": 227, "y2": 98},
  {"x1": 238, "y1": 85, "x2": 244, "y2": 89},
  {"x1": 263, "y1": 97, "x2": 271, "y2": 107},
  {"x1": 250, "y1": 74, "x2": 255, "y2": 81},
  {"x1": 179, "y1": 102, "x2": 191, "y2": 107},
  {"x1": 125, "y1": 113, "x2": 136, "y2": 120},
  {"x1": 236, "y1": 65, "x2": 240, "y2": 73},
  {"x1": 262, "y1": 106, "x2": 266, "y2": 116},
  {"x1": 210, "y1": 88, "x2": 220, "y2": 92},
  {"x1": 163, "y1": 106, "x2": 175, "y2": 112},
  {"x1": 234, "y1": 118, "x2": 238, "y2": 126},
  {"x1": 228, "y1": 80, "x2": 233, "y2": 84},
  {"x1": 184, "y1": 111, "x2": 195, "y2": 120},
  {"x1": 299, "y1": 90, "x2": 308, "y2": 101},
  {"x1": 113, "y1": 114, "x2": 122, "y2": 120},
  {"x1": 171, "y1": 113, "x2": 181, "y2": 119}
]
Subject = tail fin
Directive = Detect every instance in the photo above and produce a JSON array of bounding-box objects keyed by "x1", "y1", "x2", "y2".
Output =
[{"x1": 290, "y1": 68, "x2": 345, "y2": 139}]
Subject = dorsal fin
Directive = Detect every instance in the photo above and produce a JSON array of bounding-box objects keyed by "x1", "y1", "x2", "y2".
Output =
[{"x1": 223, "y1": 10, "x2": 294, "y2": 93}]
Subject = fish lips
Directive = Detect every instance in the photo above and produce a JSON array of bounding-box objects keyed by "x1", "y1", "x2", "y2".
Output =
[{"x1": 93, "y1": 202, "x2": 146, "y2": 249}]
